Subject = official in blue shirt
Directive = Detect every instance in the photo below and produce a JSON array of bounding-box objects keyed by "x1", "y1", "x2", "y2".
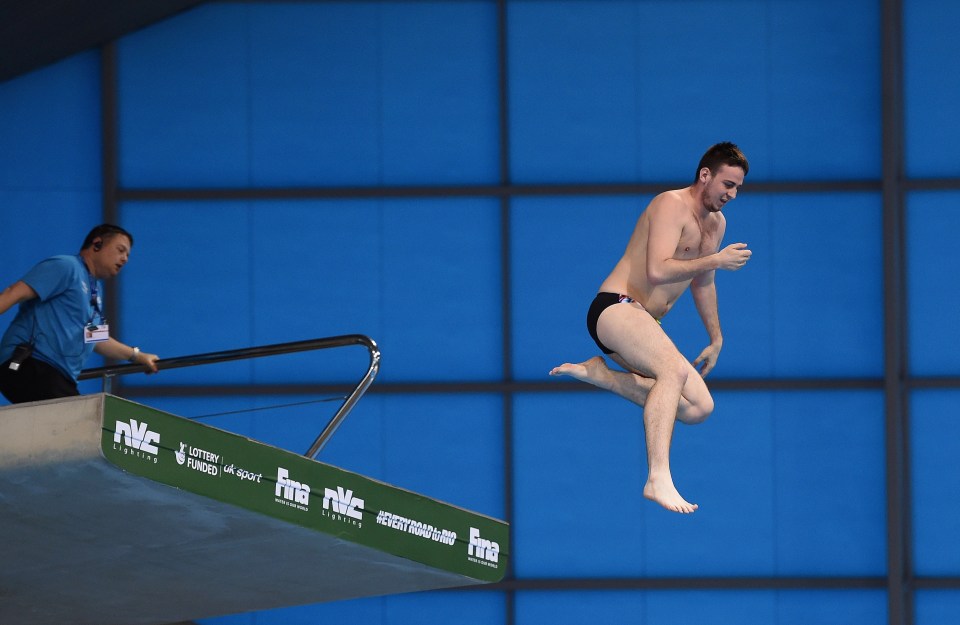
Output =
[{"x1": 0, "y1": 224, "x2": 159, "y2": 404}]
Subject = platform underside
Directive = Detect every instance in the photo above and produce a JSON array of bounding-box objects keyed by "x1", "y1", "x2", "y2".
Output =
[{"x1": 0, "y1": 396, "x2": 494, "y2": 625}]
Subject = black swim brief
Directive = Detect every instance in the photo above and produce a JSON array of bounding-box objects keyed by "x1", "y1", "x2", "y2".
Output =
[{"x1": 586, "y1": 292, "x2": 636, "y2": 355}]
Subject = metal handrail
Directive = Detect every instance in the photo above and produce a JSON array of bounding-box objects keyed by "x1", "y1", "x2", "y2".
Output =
[{"x1": 79, "y1": 334, "x2": 381, "y2": 459}]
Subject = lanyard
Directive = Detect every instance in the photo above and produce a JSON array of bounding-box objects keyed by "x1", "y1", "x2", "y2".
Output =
[
  {"x1": 88, "y1": 286, "x2": 104, "y2": 330},
  {"x1": 81, "y1": 256, "x2": 106, "y2": 330}
]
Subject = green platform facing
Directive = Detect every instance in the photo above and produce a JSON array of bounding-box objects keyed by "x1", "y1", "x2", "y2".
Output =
[{"x1": 0, "y1": 394, "x2": 508, "y2": 625}]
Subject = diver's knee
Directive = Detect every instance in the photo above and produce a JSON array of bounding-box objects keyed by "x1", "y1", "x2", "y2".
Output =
[
  {"x1": 681, "y1": 394, "x2": 714, "y2": 425},
  {"x1": 662, "y1": 355, "x2": 689, "y2": 387}
]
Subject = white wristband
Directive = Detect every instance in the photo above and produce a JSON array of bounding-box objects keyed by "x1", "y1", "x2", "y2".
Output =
[{"x1": 129, "y1": 347, "x2": 140, "y2": 362}]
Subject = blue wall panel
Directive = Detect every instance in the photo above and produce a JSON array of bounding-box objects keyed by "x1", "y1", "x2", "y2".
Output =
[
  {"x1": 120, "y1": 2, "x2": 498, "y2": 188},
  {"x1": 646, "y1": 590, "x2": 775, "y2": 625},
  {"x1": 517, "y1": 590, "x2": 647, "y2": 625},
  {"x1": 376, "y1": 198, "x2": 502, "y2": 382},
  {"x1": 246, "y1": 199, "x2": 383, "y2": 353},
  {"x1": 118, "y1": 5, "x2": 252, "y2": 187},
  {"x1": 507, "y1": 0, "x2": 879, "y2": 184},
  {"x1": 777, "y1": 590, "x2": 887, "y2": 625},
  {"x1": 907, "y1": 191, "x2": 960, "y2": 375},
  {"x1": 200, "y1": 590, "x2": 504, "y2": 625},
  {"x1": 0, "y1": 51, "x2": 102, "y2": 276},
  {"x1": 0, "y1": 191, "x2": 103, "y2": 273},
  {"x1": 514, "y1": 390, "x2": 884, "y2": 578},
  {"x1": 768, "y1": 193, "x2": 883, "y2": 377},
  {"x1": 382, "y1": 590, "x2": 505, "y2": 625},
  {"x1": 649, "y1": 590, "x2": 885, "y2": 625},
  {"x1": 376, "y1": 2, "x2": 499, "y2": 185},
  {"x1": 915, "y1": 590, "x2": 960, "y2": 625},
  {"x1": 507, "y1": 1, "x2": 645, "y2": 184},
  {"x1": 770, "y1": 390, "x2": 886, "y2": 575},
  {"x1": 516, "y1": 589, "x2": 885, "y2": 625},
  {"x1": 911, "y1": 390, "x2": 960, "y2": 576},
  {"x1": 904, "y1": 0, "x2": 960, "y2": 178},
  {"x1": 249, "y1": 2, "x2": 499, "y2": 186},
  {"x1": 119, "y1": 197, "x2": 501, "y2": 386},
  {"x1": 763, "y1": 0, "x2": 880, "y2": 181},
  {"x1": 248, "y1": 2, "x2": 381, "y2": 187},
  {"x1": 117, "y1": 200, "x2": 263, "y2": 384},
  {"x1": 0, "y1": 52, "x2": 101, "y2": 191},
  {"x1": 513, "y1": 392, "x2": 648, "y2": 578}
]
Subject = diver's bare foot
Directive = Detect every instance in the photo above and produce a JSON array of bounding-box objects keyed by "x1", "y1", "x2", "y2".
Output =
[
  {"x1": 549, "y1": 356, "x2": 609, "y2": 386},
  {"x1": 643, "y1": 474, "x2": 698, "y2": 514}
]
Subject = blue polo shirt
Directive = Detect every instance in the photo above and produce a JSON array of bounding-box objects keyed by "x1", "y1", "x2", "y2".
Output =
[{"x1": 0, "y1": 255, "x2": 102, "y2": 381}]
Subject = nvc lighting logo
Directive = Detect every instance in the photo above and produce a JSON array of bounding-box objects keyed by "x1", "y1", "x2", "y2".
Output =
[{"x1": 112, "y1": 418, "x2": 160, "y2": 464}]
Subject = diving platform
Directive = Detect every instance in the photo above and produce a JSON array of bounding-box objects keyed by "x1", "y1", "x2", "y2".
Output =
[{"x1": 0, "y1": 394, "x2": 508, "y2": 625}]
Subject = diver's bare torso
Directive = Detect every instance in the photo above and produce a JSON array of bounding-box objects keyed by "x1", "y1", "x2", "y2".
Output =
[{"x1": 598, "y1": 189, "x2": 725, "y2": 319}]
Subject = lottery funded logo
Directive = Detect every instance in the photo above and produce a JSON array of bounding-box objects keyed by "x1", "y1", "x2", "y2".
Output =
[{"x1": 174, "y1": 442, "x2": 221, "y2": 476}]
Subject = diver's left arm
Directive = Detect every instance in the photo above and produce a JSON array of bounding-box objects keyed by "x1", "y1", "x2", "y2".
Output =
[{"x1": 690, "y1": 271, "x2": 723, "y2": 377}]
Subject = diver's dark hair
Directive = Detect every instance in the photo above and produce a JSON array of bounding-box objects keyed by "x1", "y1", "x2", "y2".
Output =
[{"x1": 695, "y1": 142, "x2": 749, "y2": 181}]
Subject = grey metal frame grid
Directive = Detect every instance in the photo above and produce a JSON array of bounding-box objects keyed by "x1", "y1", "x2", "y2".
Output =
[{"x1": 94, "y1": 2, "x2": 960, "y2": 625}]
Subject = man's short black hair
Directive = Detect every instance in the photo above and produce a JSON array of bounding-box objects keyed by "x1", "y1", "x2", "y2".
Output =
[
  {"x1": 695, "y1": 142, "x2": 749, "y2": 181},
  {"x1": 81, "y1": 224, "x2": 134, "y2": 251}
]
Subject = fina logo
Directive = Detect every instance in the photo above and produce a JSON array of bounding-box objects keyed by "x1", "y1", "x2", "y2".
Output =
[
  {"x1": 468, "y1": 527, "x2": 500, "y2": 565},
  {"x1": 275, "y1": 467, "x2": 311, "y2": 508},
  {"x1": 113, "y1": 419, "x2": 159, "y2": 455}
]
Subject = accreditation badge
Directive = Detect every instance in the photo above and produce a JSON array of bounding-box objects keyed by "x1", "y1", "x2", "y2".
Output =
[{"x1": 84, "y1": 324, "x2": 110, "y2": 343}]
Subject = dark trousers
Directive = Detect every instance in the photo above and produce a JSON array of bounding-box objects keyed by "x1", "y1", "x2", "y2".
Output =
[{"x1": 0, "y1": 356, "x2": 79, "y2": 404}]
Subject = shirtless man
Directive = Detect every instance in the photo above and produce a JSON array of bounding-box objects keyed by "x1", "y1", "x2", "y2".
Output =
[{"x1": 550, "y1": 142, "x2": 752, "y2": 514}]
